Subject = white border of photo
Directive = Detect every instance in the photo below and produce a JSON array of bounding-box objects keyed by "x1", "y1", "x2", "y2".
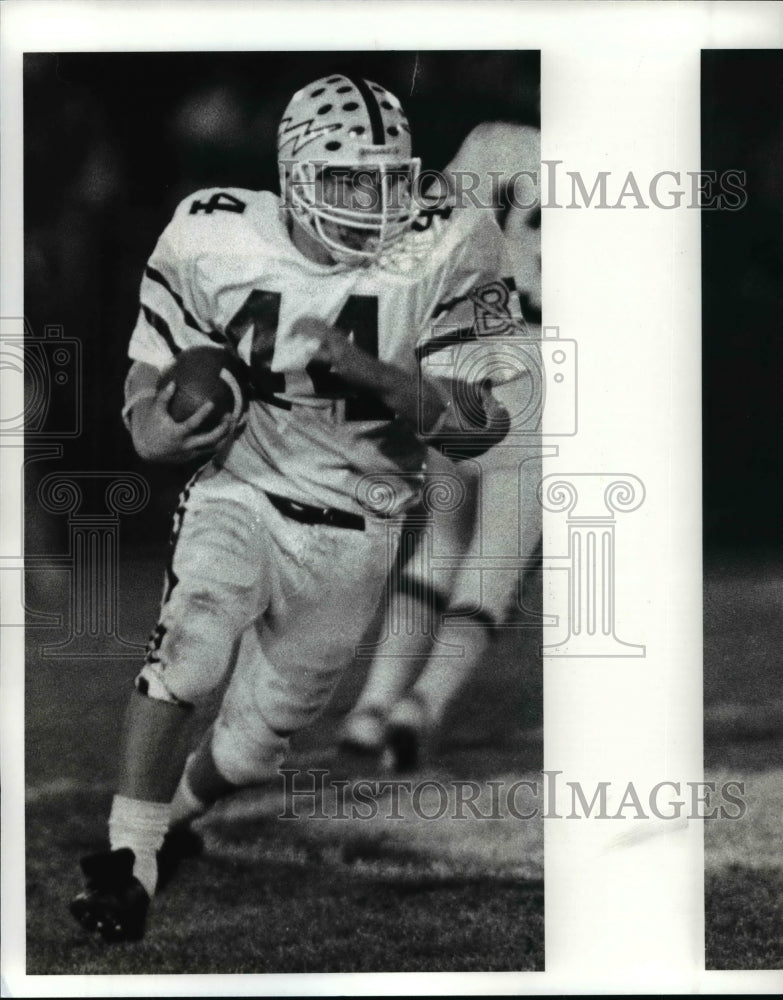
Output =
[{"x1": 2, "y1": 1, "x2": 782, "y2": 995}]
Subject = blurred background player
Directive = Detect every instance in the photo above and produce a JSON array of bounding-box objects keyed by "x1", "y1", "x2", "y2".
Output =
[
  {"x1": 338, "y1": 122, "x2": 542, "y2": 770},
  {"x1": 69, "y1": 75, "x2": 528, "y2": 942}
]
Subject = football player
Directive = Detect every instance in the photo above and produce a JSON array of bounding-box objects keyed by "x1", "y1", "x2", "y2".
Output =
[
  {"x1": 338, "y1": 122, "x2": 542, "y2": 770},
  {"x1": 69, "y1": 75, "x2": 531, "y2": 942}
]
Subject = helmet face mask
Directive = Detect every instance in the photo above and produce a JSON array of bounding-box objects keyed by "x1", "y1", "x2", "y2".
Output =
[
  {"x1": 278, "y1": 75, "x2": 421, "y2": 264},
  {"x1": 285, "y1": 160, "x2": 420, "y2": 262}
]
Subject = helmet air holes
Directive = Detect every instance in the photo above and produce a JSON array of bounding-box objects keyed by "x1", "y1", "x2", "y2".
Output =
[{"x1": 278, "y1": 75, "x2": 420, "y2": 265}]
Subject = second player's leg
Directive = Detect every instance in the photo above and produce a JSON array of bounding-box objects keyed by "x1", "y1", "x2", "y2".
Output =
[
  {"x1": 404, "y1": 446, "x2": 542, "y2": 734},
  {"x1": 380, "y1": 436, "x2": 542, "y2": 769},
  {"x1": 339, "y1": 450, "x2": 478, "y2": 753}
]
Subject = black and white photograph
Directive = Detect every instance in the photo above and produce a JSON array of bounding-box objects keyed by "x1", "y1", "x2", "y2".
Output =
[
  {"x1": 701, "y1": 48, "x2": 783, "y2": 971},
  {"x1": 19, "y1": 47, "x2": 545, "y2": 974},
  {"x1": 2, "y1": 1, "x2": 782, "y2": 996}
]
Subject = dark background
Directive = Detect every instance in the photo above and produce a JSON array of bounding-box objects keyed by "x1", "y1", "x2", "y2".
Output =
[
  {"x1": 20, "y1": 45, "x2": 783, "y2": 974},
  {"x1": 23, "y1": 50, "x2": 540, "y2": 550},
  {"x1": 22, "y1": 54, "x2": 546, "y2": 974},
  {"x1": 701, "y1": 50, "x2": 782, "y2": 555},
  {"x1": 701, "y1": 51, "x2": 782, "y2": 971},
  {"x1": 24, "y1": 48, "x2": 781, "y2": 556}
]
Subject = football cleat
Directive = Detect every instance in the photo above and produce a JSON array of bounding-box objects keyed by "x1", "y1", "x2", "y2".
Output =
[
  {"x1": 156, "y1": 824, "x2": 204, "y2": 892},
  {"x1": 278, "y1": 74, "x2": 420, "y2": 263},
  {"x1": 337, "y1": 706, "x2": 387, "y2": 756},
  {"x1": 385, "y1": 693, "x2": 430, "y2": 773},
  {"x1": 68, "y1": 848, "x2": 149, "y2": 943}
]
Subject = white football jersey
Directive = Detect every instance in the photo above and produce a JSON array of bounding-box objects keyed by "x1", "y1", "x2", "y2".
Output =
[
  {"x1": 443, "y1": 123, "x2": 541, "y2": 314},
  {"x1": 128, "y1": 188, "x2": 528, "y2": 516}
]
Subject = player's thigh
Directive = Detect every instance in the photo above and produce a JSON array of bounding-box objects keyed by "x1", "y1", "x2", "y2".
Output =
[
  {"x1": 226, "y1": 515, "x2": 395, "y2": 734},
  {"x1": 426, "y1": 449, "x2": 479, "y2": 556},
  {"x1": 141, "y1": 469, "x2": 276, "y2": 702},
  {"x1": 395, "y1": 450, "x2": 479, "y2": 594},
  {"x1": 210, "y1": 626, "x2": 290, "y2": 785},
  {"x1": 473, "y1": 441, "x2": 542, "y2": 559},
  {"x1": 448, "y1": 457, "x2": 541, "y2": 622}
]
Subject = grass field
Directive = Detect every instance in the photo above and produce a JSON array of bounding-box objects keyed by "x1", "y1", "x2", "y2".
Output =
[
  {"x1": 22, "y1": 546, "x2": 782, "y2": 974},
  {"x1": 703, "y1": 550, "x2": 783, "y2": 971},
  {"x1": 24, "y1": 549, "x2": 544, "y2": 974}
]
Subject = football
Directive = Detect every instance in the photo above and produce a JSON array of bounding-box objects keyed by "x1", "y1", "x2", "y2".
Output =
[{"x1": 158, "y1": 347, "x2": 246, "y2": 431}]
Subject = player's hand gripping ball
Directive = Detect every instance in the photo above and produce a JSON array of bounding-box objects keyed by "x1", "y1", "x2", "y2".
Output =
[{"x1": 157, "y1": 347, "x2": 246, "y2": 431}]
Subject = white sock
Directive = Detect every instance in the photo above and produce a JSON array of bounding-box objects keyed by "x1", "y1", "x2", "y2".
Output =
[
  {"x1": 169, "y1": 754, "x2": 208, "y2": 828},
  {"x1": 108, "y1": 794, "x2": 170, "y2": 897}
]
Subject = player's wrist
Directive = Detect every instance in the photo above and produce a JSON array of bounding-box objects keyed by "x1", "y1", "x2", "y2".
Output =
[
  {"x1": 370, "y1": 364, "x2": 443, "y2": 434},
  {"x1": 416, "y1": 378, "x2": 452, "y2": 438},
  {"x1": 420, "y1": 396, "x2": 452, "y2": 438},
  {"x1": 128, "y1": 399, "x2": 178, "y2": 462},
  {"x1": 420, "y1": 379, "x2": 511, "y2": 454},
  {"x1": 126, "y1": 397, "x2": 158, "y2": 454}
]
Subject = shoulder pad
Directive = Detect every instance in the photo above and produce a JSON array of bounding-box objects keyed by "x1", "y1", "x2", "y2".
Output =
[
  {"x1": 172, "y1": 187, "x2": 256, "y2": 222},
  {"x1": 381, "y1": 201, "x2": 499, "y2": 276},
  {"x1": 161, "y1": 188, "x2": 280, "y2": 262}
]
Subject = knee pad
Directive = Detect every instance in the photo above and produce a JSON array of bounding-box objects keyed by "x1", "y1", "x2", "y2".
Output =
[
  {"x1": 142, "y1": 593, "x2": 253, "y2": 704},
  {"x1": 135, "y1": 667, "x2": 193, "y2": 707},
  {"x1": 210, "y1": 712, "x2": 289, "y2": 787},
  {"x1": 176, "y1": 590, "x2": 248, "y2": 680}
]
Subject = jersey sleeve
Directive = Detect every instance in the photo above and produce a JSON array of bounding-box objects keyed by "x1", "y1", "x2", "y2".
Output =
[
  {"x1": 127, "y1": 194, "x2": 227, "y2": 370},
  {"x1": 416, "y1": 206, "x2": 535, "y2": 391}
]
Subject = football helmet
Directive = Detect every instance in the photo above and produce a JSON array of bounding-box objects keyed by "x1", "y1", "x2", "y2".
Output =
[{"x1": 278, "y1": 74, "x2": 421, "y2": 264}]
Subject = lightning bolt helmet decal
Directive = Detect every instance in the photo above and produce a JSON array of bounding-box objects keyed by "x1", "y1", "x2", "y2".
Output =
[{"x1": 277, "y1": 74, "x2": 421, "y2": 265}]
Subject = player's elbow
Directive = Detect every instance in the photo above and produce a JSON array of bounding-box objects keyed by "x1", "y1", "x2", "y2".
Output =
[
  {"x1": 132, "y1": 435, "x2": 154, "y2": 462},
  {"x1": 426, "y1": 394, "x2": 512, "y2": 458}
]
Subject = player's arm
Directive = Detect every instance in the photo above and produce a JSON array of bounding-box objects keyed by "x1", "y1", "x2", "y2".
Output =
[
  {"x1": 124, "y1": 360, "x2": 232, "y2": 464},
  {"x1": 349, "y1": 356, "x2": 511, "y2": 446},
  {"x1": 425, "y1": 374, "x2": 512, "y2": 446},
  {"x1": 124, "y1": 194, "x2": 240, "y2": 463},
  {"x1": 304, "y1": 318, "x2": 508, "y2": 444},
  {"x1": 442, "y1": 123, "x2": 541, "y2": 316},
  {"x1": 412, "y1": 207, "x2": 534, "y2": 453}
]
